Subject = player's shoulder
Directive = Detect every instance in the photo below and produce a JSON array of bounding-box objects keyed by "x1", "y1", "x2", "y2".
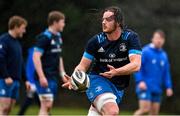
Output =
[
  {"x1": 88, "y1": 32, "x2": 106, "y2": 44},
  {"x1": 122, "y1": 29, "x2": 139, "y2": 40},
  {"x1": 161, "y1": 49, "x2": 168, "y2": 58},
  {"x1": 0, "y1": 33, "x2": 11, "y2": 43},
  {"x1": 142, "y1": 44, "x2": 151, "y2": 50}
]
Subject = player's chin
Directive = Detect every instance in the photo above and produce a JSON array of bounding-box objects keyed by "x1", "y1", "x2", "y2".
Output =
[
  {"x1": 18, "y1": 34, "x2": 24, "y2": 38},
  {"x1": 103, "y1": 29, "x2": 109, "y2": 33}
]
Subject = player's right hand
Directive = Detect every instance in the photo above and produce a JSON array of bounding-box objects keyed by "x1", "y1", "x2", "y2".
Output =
[
  {"x1": 138, "y1": 81, "x2": 147, "y2": 90},
  {"x1": 5, "y1": 77, "x2": 13, "y2": 85},
  {"x1": 39, "y1": 76, "x2": 48, "y2": 87},
  {"x1": 62, "y1": 74, "x2": 73, "y2": 90}
]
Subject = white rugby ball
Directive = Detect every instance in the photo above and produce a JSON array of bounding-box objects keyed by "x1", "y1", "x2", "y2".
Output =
[{"x1": 71, "y1": 70, "x2": 90, "y2": 92}]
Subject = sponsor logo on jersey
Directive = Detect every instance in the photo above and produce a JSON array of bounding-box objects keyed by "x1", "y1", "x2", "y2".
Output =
[
  {"x1": 99, "y1": 57, "x2": 128, "y2": 63},
  {"x1": 98, "y1": 47, "x2": 105, "y2": 53},
  {"x1": 109, "y1": 53, "x2": 116, "y2": 58},
  {"x1": 119, "y1": 43, "x2": 127, "y2": 52}
]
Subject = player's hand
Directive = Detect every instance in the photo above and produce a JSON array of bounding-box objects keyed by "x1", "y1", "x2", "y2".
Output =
[
  {"x1": 62, "y1": 74, "x2": 73, "y2": 90},
  {"x1": 25, "y1": 81, "x2": 31, "y2": 91},
  {"x1": 5, "y1": 77, "x2": 13, "y2": 85},
  {"x1": 138, "y1": 81, "x2": 147, "y2": 90},
  {"x1": 166, "y1": 88, "x2": 173, "y2": 97},
  {"x1": 39, "y1": 76, "x2": 48, "y2": 87},
  {"x1": 100, "y1": 64, "x2": 118, "y2": 78}
]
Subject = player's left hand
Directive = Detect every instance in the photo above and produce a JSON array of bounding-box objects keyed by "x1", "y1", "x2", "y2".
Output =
[
  {"x1": 100, "y1": 64, "x2": 118, "y2": 78},
  {"x1": 166, "y1": 88, "x2": 173, "y2": 97},
  {"x1": 25, "y1": 81, "x2": 31, "y2": 91}
]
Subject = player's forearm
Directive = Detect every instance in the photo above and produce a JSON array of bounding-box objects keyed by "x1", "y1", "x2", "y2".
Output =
[
  {"x1": 116, "y1": 62, "x2": 141, "y2": 75},
  {"x1": 59, "y1": 57, "x2": 65, "y2": 73},
  {"x1": 33, "y1": 54, "x2": 46, "y2": 79},
  {"x1": 75, "y1": 64, "x2": 88, "y2": 72},
  {"x1": 0, "y1": 58, "x2": 10, "y2": 78}
]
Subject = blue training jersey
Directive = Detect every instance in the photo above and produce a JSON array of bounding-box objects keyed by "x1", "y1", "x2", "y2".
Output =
[
  {"x1": 83, "y1": 29, "x2": 142, "y2": 89},
  {"x1": 34, "y1": 29, "x2": 63, "y2": 80},
  {"x1": 26, "y1": 47, "x2": 35, "y2": 83},
  {"x1": 0, "y1": 33, "x2": 23, "y2": 80},
  {"x1": 134, "y1": 43, "x2": 172, "y2": 93}
]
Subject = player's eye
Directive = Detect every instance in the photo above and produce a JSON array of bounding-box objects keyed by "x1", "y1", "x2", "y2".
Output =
[{"x1": 102, "y1": 15, "x2": 115, "y2": 22}]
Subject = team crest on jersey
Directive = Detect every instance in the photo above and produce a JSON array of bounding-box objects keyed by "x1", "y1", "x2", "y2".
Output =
[
  {"x1": 119, "y1": 43, "x2": 127, "y2": 52},
  {"x1": 160, "y1": 60, "x2": 165, "y2": 66}
]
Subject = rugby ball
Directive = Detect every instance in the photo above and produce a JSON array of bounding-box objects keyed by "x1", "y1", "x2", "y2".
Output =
[{"x1": 71, "y1": 70, "x2": 90, "y2": 92}]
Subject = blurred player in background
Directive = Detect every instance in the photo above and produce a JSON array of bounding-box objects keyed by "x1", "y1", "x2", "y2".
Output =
[
  {"x1": 18, "y1": 47, "x2": 40, "y2": 115},
  {"x1": 134, "y1": 30, "x2": 173, "y2": 115},
  {"x1": 33, "y1": 11, "x2": 67, "y2": 115},
  {"x1": 0, "y1": 16, "x2": 27, "y2": 115},
  {"x1": 63, "y1": 6, "x2": 142, "y2": 115}
]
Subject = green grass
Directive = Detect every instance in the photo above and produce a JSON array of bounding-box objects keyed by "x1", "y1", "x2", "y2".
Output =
[{"x1": 10, "y1": 105, "x2": 133, "y2": 115}]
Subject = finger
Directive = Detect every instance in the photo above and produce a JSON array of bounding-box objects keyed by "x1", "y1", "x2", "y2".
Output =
[
  {"x1": 107, "y1": 64, "x2": 115, "y2": 70},
  {"x1": 100, "y1": 73, "x2": 111, "y2": 78},
  {"x1": 62, "y1": 82, "x2": 70, "y2": 88},
  {"x1": 64, "y1": 74, "x2": 71, "y2": 80},
  {"x1": 68, "y1": 85, "x2": 72, "y2": 90}
]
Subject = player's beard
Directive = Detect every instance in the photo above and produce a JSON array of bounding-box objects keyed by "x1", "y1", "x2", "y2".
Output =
[{"x1": 103, "y1": 23, "x2": 117, "y2": 34}]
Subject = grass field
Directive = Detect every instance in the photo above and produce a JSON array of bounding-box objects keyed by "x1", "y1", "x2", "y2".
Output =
[
  {"x1": 10, "y1": 105, "x2": 171, "y2": 115},
  {"x1": 10, "y1": 105, "x2": 133, "y2": 115}
]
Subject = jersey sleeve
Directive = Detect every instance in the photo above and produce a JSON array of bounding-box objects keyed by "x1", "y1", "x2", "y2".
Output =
[
  {"x1": 83, "y1": 36, "x2": 98, "y2": 61},
  {"x1": 163, "y1": 54, "x2": 173, "y2": 89},
  {"x1": 34, "y1": 35, "x2": 50, "y2": 54},
  {"x1": 26, "y1": 48, "x2": 35, "y2": 83},
  {"x1": 0, "y1": 40, "x2": 10, "y2": 78},
  {"x1": 128, "y1": 32, "x2": 142, "y2": 57}
]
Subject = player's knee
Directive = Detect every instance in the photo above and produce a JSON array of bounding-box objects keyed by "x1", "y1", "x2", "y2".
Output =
[
  {"x1": 41, "y1": 101, "x2": 53, "y2": 110},
  {"x1": 103, "y1": 104, "x2": 119, "y2": 115},
  {"x1": 94, "y1": 93, "x2": 118, "y2": 115},
  {"x1": 39, "y1": 94, "x2": 53, "y2": 110},
  {"x1": 140, "y1": 107, "x2": 150, "y2": 113},
  {"x1": 2, "y1": 105, "x2": 11, "y2": 114}
]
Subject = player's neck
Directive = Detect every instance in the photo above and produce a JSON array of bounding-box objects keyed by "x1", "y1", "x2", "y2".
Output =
[
  {"x1": 106, "y1": 27, "x2": 121, "y2": 41},
  {"x1": 8, "y1": 30, "x2": 18, "y2": 39},
  {"x1": 48, "y1": 26, "x2": 58, "y2": 35}
]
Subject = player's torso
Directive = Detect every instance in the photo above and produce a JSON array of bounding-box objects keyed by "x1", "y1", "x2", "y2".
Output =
[
  {"x1": 144, "y1": 47, "x2": 166, "y2": 75},
  {"x1": 41, "y1": 33, "x2": 63, "y2": 78},
  {"x1": 1, "y1": 34, "x2": 23, "y2": 79},
  {"x1": 92, "y1": 33, "x2": 130, "y2": 74},
  {"x1": 90, "y1": 32, "x2": 131, "y2": 89},
  {"x1": 143, "y1": 47, "x2": 167, "y2": 88}
]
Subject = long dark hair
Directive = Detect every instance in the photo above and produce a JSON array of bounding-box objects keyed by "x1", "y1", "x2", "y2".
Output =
[{"x1": 102, "y1": 6, "x2": 124, "y2": 29}]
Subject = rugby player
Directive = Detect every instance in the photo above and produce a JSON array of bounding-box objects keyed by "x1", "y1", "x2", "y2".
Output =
[
  {"x1": 63, "y1": 6, "x2": 142, "y2": 116},
  {"x1": 134, "y1": 30, "x2": 173, "y2": 115},
  {"x1": 33, "y1": 11, "x2": 67, "y2": 115},
  {"x1": 0, "y1": 16, "x2": 27, "y2": 115}
]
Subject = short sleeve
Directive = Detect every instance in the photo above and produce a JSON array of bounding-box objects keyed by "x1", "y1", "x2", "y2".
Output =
[
  {"x1": 128, "y1": 32, "x2": 142, "y2": 57},
  {"x1": 34, "y1": 35, "x2": 50, "y2": 54},
  {"x1": 83, "y1": 36, "x2": 98, "y2": 61}
]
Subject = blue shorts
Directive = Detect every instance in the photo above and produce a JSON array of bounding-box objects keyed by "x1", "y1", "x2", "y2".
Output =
[
  {"x1": 0, "y1": 79, "x2": 20, "y2": 100},
  {"x1": 136, "y1": 89, "x2": 161, "y2": 103},
  {"x1": 86, "y1": 75, "x2": 124, "y2": 104},
  {"x1": 35, "y1": 79, "x2": 58, "y2": 96}
]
